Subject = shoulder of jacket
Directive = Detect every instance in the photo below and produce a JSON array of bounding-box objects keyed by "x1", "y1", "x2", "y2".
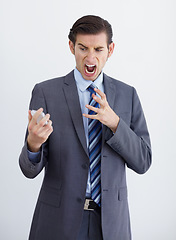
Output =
[
  {"x1": 103, "y1": 73, "x2": 134, "y2": 91},
  {"x1": 35, "y1": 70, "x2": 74, "y2": 89}
]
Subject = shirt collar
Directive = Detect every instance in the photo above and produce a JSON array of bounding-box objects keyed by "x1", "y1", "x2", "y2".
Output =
[{"x1": 74, "y1": 67, "x2": 103, "y2": 92}]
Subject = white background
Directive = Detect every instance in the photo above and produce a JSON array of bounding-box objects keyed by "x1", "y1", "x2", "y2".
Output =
[{"x1": 1, "y1": 0, "x2": 176, "y2": 239}]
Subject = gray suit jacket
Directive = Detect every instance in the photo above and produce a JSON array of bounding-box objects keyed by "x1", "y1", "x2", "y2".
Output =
[{"x1": 19, "y1": 70, "x2": 152, "y2": 240}]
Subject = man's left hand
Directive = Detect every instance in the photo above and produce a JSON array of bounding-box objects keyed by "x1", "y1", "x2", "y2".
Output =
[{"x1": 83, "y1": 88, "x2": 120, "y2": 133}]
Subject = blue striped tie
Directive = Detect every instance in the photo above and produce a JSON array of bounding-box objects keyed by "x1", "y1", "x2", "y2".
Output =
[{"x1": 87, "y1": 84, "x2": 102, "y2": 207}]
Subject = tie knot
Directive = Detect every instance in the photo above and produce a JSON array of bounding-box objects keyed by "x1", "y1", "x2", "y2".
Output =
[{"x1": 87, "y1": 84, "x2": 97, "y2": 95}]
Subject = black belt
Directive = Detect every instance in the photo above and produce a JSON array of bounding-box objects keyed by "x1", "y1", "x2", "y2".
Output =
[{"x1": 84, "y1": 199, "x2": 100, "y2": 211}]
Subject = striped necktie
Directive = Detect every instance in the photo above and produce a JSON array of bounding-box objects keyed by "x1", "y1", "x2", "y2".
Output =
[{"x1": 87, "y1": 84, "x2": 102, "y2": 206}]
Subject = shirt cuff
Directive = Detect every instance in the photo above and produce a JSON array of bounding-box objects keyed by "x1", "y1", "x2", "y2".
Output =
[{"x1": 27, "y1": 150, "x2": 41, "y2": 163}]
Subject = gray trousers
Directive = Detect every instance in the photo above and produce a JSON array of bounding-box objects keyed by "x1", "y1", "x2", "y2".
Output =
[{"x1": 77, "y1": 208, "x2": 103, "y2": 240}]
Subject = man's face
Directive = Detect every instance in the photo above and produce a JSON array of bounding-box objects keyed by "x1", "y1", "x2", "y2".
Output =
[{"x1": 69, "y1": 32, "x2": 115, "y2": 81}]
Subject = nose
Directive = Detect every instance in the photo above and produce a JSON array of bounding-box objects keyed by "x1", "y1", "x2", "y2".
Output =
[{"x1": 86, "y1": 50, "x2": 96, "y2": 63}]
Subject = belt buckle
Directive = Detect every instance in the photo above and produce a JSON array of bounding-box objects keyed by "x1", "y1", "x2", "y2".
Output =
[{"x1": 84, "y1": 199, "x2": 94, "y2": 211}]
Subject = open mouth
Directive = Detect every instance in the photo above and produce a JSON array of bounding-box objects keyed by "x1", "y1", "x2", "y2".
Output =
[{"x1": 85, "y1": 64, "x2": 96, "y2": 75}]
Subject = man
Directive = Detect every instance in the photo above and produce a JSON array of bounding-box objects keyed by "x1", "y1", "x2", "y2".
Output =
[{"x1": 19, "y1": 15, "x2": 152, "y2": 240}]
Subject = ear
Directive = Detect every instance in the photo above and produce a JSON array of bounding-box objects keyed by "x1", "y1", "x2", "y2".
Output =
[
  {"x1": 69, "y1": 40, "x2": 75, "y2": 55},
  {"x1": 108, "y1": 42, "x2": 115, "y2": 58}
]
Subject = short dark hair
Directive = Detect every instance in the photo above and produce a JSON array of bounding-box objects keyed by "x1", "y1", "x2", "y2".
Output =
[{"x1": 68, "y1": 15, "x2": 113, "y2": 46}]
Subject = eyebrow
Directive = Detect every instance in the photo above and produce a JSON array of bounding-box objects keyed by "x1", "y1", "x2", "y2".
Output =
[
  {"x1": 78, "y1": 43, "x2": 105, "y2": 50},
  {"x1": 78, "y1": 43, "x2": 88, "y2": 49}
]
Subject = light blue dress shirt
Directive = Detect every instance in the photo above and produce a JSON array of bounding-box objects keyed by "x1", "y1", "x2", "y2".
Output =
[
  {"x1": 74, "y1": 68, "x2": 104, "y2": 196},
  {"x1": 28, "y1": 68, "x2": 104, "y2": 196}
]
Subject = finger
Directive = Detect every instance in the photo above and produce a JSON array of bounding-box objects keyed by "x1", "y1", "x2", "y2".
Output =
[
  {"x1": 38, "y1": 113, "x2": 51, "y2": 127},
  {"x1": 38, "y1": 121, "x2": 53, "y2": 138},
  {"x1": 94, "y1": 88, "x2": 106, "y2": 100},
  {"x1": 41, "y1": 120, "x2": 53, "y2": 134},
  {"x1": 45, "y1": 124, "x2": 54, "y2": 135},
  {"x1": 85, "y1": 104, "x2": 98, "y2": 113},
  {"x1": 28, "y1": 110, "x2": 32, "y2": 122},
  {"x1": 43, "y1": 119, "x2": 53, "y2": 130},
  {"x1": 92, "y1": 94, "x2": 105, "y2": 108},
  {"x1": 34, "y1": 108, "x2": 44, "y2": 119},
  {"x1": 31, "y1": 108, "x2": 44, "y2": 124},
  {"x1": 45, "y1": 127, "x2": 53, "y2": 137},
  {"x1": 29, "y1": 108, "x2": 45, "y2": 132},
  {"x1": 33, "y1": 120, "x2": 53, "y2": 139},
  {"x1": 83, "y1": 113, "x2": 97, "y2": 120},
  {"x1": 47, "y1": 119, "x2": 52, "y2": 126}
]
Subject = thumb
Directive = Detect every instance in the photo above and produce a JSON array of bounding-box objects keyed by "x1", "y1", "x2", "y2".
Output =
[{"x1": 28, "y1": 110, "x2": 32, "y2": 123}]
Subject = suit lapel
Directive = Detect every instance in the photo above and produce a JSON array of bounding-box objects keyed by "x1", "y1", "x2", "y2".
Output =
[
  {"x1": 63, "y1": 71, "x2": 88, "y2": 157},
  {"x1": 102, "y1": 73, "x2": 116, "y2": 143},
  {"x1": 103, "y1": 73, "x2": 116, "y2": 110}
]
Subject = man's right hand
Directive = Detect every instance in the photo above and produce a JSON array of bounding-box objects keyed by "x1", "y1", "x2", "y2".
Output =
[{"x1": 27, "y1": 108, "x2": 53, "y2": 152}]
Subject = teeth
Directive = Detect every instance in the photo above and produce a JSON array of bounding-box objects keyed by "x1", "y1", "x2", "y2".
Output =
[{"x1": 86, "y1": 64, "x2": 95, "y2": 67}]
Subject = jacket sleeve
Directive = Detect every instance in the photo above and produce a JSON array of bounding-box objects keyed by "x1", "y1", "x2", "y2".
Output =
[
  {"x1": 19, "y1": 84, "x2": 48, "y2": 178},
  {"x1": 106, "y1": 87, "x2": 152, "y2": 174}
]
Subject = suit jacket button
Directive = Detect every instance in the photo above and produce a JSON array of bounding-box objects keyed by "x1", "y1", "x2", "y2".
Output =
[
  {"x1": 77, "y1": 198, "x2": 83, "y2": 203},
  {"x1": 30, "y1": 165, "x2": 35, "y2": 170},
  {"x1": 82, "y1": 163, "x2": 88, "y2": 169}
]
